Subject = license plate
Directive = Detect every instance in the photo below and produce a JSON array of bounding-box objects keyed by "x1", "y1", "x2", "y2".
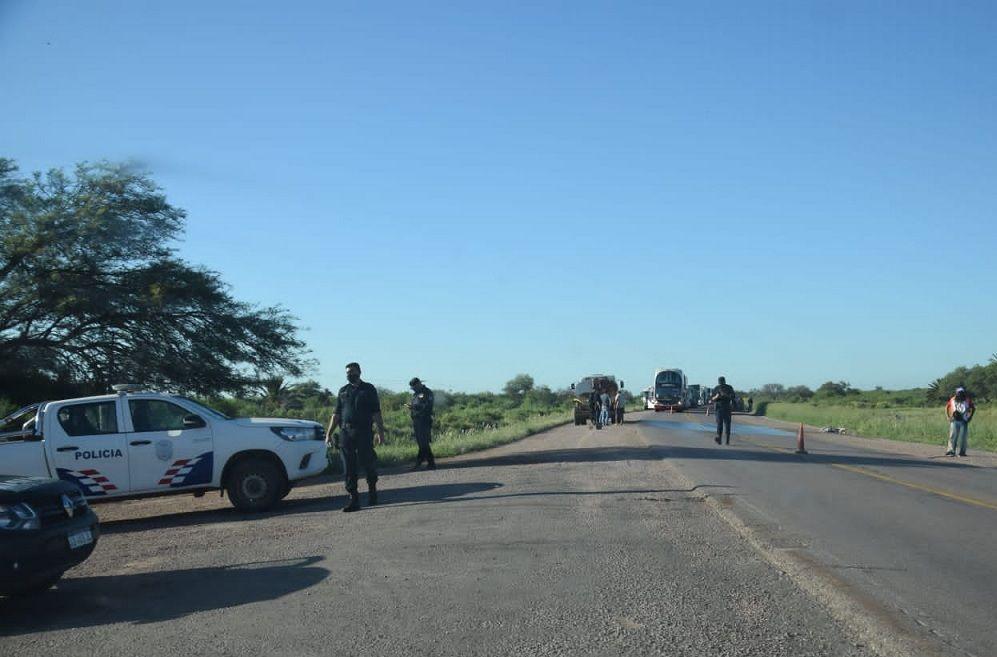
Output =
[{"x1": 68, "y1": 528, "x2": 93, "y2": 550}]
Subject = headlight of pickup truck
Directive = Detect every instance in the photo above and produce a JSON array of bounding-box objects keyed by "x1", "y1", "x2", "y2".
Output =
[
  {"x1": 270, "y1": 426, "x2": 322, "y2": 441},
  {"x1": 0, "y1": 502, "x2": 41, "y2": 531}
]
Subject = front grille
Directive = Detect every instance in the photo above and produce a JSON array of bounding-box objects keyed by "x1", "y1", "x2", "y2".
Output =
[{"x1": 34, "y1": 491, "x2": 88, "y2": 528}]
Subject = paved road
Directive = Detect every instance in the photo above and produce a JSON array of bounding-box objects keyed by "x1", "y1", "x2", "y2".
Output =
[
  {"x1": 637, "y1": 409, "x2": 997, "y2": 657},
  {"x1": 1, "y1": 419, "x2": 875, "y2": 657}
]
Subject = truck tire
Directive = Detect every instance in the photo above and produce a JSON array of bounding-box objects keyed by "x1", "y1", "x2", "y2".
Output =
[{"x1": 227, "y1": 458, "x2": 284, "y2": 512}]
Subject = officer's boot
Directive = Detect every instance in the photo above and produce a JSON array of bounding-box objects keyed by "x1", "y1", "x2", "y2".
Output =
[
  {"x1": 427, "y1": 452, "x2": 436, "y2": 470},
  {"x1": 342, "y1": 492, "x2": 361, "y2": 513},
  {"x1": 368, "y1": 481, "x2": 378, "y2": 506}
]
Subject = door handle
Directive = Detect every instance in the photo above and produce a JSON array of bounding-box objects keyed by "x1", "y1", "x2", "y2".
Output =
[
  {"x1": 56, "y1": 446, "x2": 78, "y2": 452},
  {"x1": 130, "y1": 440, "x2": 152, "y2": 446},
  {"x1": 192, "y1": 437, "x2": 210, "y2": 443}
]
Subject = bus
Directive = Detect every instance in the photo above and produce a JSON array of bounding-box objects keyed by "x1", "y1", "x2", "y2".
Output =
[{"x1": 651, "y1": 369, "x2": 687, "y2": 412}]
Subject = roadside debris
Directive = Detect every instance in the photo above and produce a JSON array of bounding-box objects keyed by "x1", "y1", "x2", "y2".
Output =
[{"x1": 820, "y1": 426, "x2": 847, "y2": 434}]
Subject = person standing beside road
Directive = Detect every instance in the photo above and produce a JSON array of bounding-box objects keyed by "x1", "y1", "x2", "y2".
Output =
[
  {"x1": 945, "y1": 386, "x2": 975, "y2": 457},
  {"x1": 614, "y1": 390, "x2": 625, "y2": 425},
  {"x1": 326, "y1": 362, "x2": 386, "y2": 512},
  {"x1": 589, "y1": 383, "x2": 602, "y2": 429},
  {"x1": 407, "y1": 377, "x2": 436, "y2": 470},
  {"x1": 710, "y1": 376, "x2": 735, "y2": 445},
  {"x1": 599, "y1": 389, "x2": 612, "y2": 427}
]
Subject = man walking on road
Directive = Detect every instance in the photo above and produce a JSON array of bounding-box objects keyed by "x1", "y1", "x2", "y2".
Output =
[
  {"x1": 710, "y1": 376, "x2": 735, "y2": 445},
  {"x1": 407, "y1": 377, "x2": 436, "y2": 470},
  {"x1": 326, "y1": 362, "x2": 386, "y2": 512},
  {"x1": 945, "y1": 386, "x2": 975, "y2": 457}
]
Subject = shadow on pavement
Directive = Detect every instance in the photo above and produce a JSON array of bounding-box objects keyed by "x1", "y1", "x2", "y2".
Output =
[
  {"x1": 99, "y1": 482, "x2": 503, "y2": 535},
  {"x1": 0, "y1": 556, "x2": 328, "y2": 636},
  {"x1": 383, "y1": 484, "x2": 736, "y2": 508},
  {"x1": 446, "y1": 443, "x2": 975, "y2": 472}
]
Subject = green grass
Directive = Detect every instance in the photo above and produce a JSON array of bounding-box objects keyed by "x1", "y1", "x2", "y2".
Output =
[
  {"x1": 327, "y1": 412, "x2": 572, "y2": 470},
  {"x1": 761, "y1": 402, "x2": 997, "y2": 452}
]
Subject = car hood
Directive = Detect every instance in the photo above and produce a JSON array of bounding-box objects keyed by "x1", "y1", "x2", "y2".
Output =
[
  {"x1": 0, "y1": 474, "x2": 80, "y2": 503},
  {"x1": 230, "y1": 417, "x2": 323, "y2": 429}
]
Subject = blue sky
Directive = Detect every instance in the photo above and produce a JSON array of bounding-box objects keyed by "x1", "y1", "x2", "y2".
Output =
[{"x1": 2, "y1": 1, "x2": 995, "y2": 393}]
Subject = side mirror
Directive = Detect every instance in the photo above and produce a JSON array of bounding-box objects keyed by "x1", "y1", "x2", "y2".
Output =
[{"x1": 182, "y1": 414, "x2": 205, "y2": 429}]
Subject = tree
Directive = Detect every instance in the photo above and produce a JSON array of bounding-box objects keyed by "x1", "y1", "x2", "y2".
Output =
[
  {"x1": 816, "y1": 381, "x2": 854, "y2": 397},
  {"x1": 0, "y1": 159, "x2": 309, "y2": 400},
  {"x1": 758, "y1": 383, "x2": 786, "y2": 398},
  {"x1": 503, "y1": 373, "x2": 535, "y2": 398},
  {"x1": 785, "y1": 385, "x2": 814, "y2": 401}
]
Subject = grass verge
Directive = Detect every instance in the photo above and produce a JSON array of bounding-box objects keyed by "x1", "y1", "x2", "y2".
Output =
[
  {"x1": 760, "y1": 402, "x2": 997, "y2": 452},
  {"x1": 327, "y1": 412, "x2": 572, "y2": 471}
]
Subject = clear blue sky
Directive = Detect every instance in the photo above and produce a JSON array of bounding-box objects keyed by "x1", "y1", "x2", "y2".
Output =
[{"x1": 2, "y1": 1, "x2": 995, "y2": 393}]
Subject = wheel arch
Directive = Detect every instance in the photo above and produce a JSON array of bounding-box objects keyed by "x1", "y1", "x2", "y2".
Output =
[{"x1": 220, "y1": 450, "x2": 289, "y2": 491}]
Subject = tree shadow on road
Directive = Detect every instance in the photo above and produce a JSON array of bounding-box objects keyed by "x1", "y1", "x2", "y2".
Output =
[
  {"x1": 0, "y1": 556, "x2": 328, "y2": 637},
  {"x1": 381, "y1": 484, "x2": 736, "y2": 508},
  {"x1": 98, "y1": 482, "x2": 504, "y2": 535},
  {"x1": 444, "y1": 443, "x2": 978, "y2": 473}
]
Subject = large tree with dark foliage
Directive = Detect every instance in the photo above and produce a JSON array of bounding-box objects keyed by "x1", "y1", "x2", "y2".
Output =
[{"x1": 0, "y1": 158, "x2": 308, "y2": 402}]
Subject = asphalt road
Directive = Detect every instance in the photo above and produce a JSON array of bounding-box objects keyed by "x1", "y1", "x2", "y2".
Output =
[
  {"x1": 637, "y1": 409, "x2": 997, "y2": 657},
  {"x1": 0, "y1": 417, "x2": 879, "y2": 657}
]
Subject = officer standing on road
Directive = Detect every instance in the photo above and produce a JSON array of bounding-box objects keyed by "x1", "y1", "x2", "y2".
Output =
[
  {"x1": 407, "y1": 377, "x2": 436, "y2": 470},
  {"x1": 710, "y1": 376, "x2": 735, "y2": 445},
  {"x1": 589, "y1": 382, "x2": 602, "y2": 429},
  {"x1": 326, "y1": 362, "x2": 386, "y2": 512}
]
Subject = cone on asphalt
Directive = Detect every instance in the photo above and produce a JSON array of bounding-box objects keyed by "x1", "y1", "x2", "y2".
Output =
[{"x1": 795, "y1": 423, "x2": 808, "y2": 454}]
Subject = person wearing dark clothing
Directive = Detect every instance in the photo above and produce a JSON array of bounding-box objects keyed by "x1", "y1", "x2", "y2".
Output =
[
  {"x1": 710, "y1": 376, "x2": 735, "y2": 445},
  {"x1": 326, "y1": 362, "x2": 386, "y2": 512},
  {"x1": 407, "y1": 377, "x2": 436, "y2": 470},
  {"x1": 589, "y1": 385, "x2": 602, "y2": 429}
]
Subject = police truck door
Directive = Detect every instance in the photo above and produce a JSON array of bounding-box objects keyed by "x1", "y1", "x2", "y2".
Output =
[
  {"x1": 47, "y1": 399, "x2": 131, "y2": 497},
  {"x1": 125, "y1": 398, "x2": 215, "y2": 493}
]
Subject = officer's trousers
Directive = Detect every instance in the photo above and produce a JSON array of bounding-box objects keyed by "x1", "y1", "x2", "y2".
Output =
[
  {"x1": 716, "y1": 409, "x2": 732, "y2": 442},
  {"x1": 413, "y1": 419, "x2": 435, "y2": 465},
  {"x1": 341, "y1": 430, "x2": 378, "y2": 495}
]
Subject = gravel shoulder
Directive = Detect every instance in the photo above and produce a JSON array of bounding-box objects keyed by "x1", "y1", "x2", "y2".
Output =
[{"x1": 2, "y1": 420, "x2": 872, "y2": 656}]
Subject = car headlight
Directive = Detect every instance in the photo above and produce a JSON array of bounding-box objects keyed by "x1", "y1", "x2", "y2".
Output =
[
  {"x1": 270, "y1": 426, "x2": 322, "y2": 442},
  {"x1": 0, "y1": 502, "x2": 40, "y2": 531}
]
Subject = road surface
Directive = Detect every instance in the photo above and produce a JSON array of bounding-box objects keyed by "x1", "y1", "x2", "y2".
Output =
[
  {"x1": 638, "y1": 409, "x2": 996, "y2": 657},
  {"x1": 2, "y1": 413, "x2": 992, "y2": 656}
]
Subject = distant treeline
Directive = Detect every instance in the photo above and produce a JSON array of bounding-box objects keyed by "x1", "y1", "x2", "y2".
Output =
[{"x1": 750, "y1": 354, "x2": 997, "y2": 407}]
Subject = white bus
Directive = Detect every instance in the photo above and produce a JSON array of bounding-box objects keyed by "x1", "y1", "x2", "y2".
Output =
[{"x1": 651, "y1": 369, "x2": 687, "y2": 412}]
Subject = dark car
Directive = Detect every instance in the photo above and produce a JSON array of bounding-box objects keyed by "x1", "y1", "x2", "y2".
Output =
[{"x1": 0, "y1": 475, "x2": 99, "y2": 596}]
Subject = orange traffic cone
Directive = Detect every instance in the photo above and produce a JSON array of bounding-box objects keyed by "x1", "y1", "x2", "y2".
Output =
[{"x1": 795, "y1": 423, "x2": 808, "y2": 454}]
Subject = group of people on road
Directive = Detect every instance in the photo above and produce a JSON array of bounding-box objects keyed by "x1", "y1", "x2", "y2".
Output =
[
  {"x1": 322, "y1": 362, "x2": 980, "y2": 513},
  {"x1": 324, "y1": 363, "x2": 436, "y2": 513},
  {"x1": 588, "y1": 383, "x2": 625, "y2": 429}
]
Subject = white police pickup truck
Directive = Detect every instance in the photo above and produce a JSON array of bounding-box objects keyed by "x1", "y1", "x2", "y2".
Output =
[{"x1": 0, "y1": 386, "x2": 328, "y2": 511}]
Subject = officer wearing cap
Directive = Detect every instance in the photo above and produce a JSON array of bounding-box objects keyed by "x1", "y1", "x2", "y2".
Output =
[
  {"x1": 407, "y1": 377, "x2": 436, "y2": 470},
  {"x1": 326, "y1": 362, "x2": 385, "y2": 512}
]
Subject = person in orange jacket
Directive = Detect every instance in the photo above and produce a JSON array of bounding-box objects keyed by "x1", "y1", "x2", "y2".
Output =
[{"x1": 945, "y1": 386, "x2": 975, "y2": 457}]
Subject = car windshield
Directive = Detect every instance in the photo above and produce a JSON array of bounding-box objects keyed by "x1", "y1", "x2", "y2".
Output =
[{"x1": 173, "y1": 397, "x2": 230, "y2": 420}]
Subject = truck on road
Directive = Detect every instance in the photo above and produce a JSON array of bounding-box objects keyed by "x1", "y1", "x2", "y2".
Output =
[
  {"x1": 570, "y1": 375, "x2": 622, "y2": 426},
  {"x1": 0, "y1": 386, "x2": 328, "y2": 512}
]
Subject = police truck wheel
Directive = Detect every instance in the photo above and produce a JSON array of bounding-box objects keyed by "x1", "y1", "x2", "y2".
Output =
[{"x1": 227, "y1": 459, "x2": 283, "y2": 512}]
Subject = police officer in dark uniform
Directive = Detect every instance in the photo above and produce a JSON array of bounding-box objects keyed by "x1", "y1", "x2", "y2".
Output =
[
  {"x1": 589, "y1": 382, "x2": 602, "y2": 429},
  {"x1": 710, "y1": 376, "x2": 735, "y2": 445},
  {"x1": 326, "y1": 362, "x2": 386, "y2": 512},
  {"x1": 407, "y1": 377, "x2": 436, "y2": 470}
]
